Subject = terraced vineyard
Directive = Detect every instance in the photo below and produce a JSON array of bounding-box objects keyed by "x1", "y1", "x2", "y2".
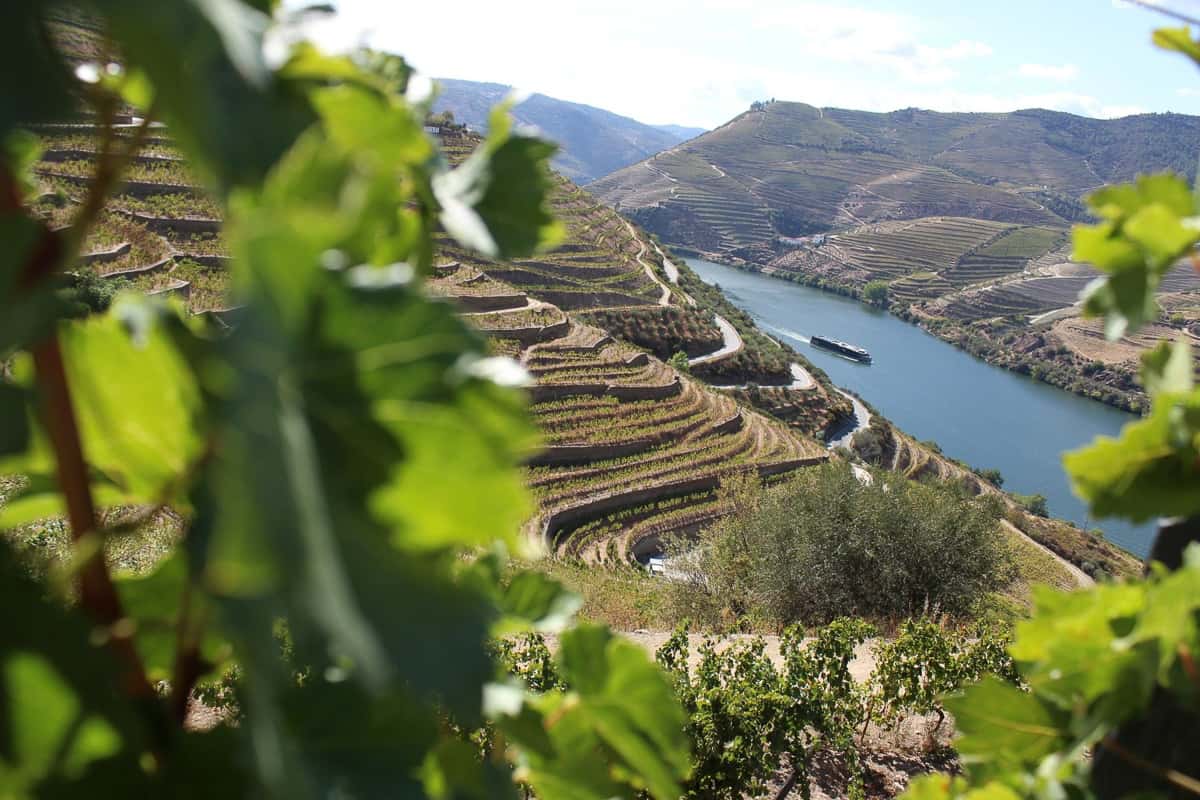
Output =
[
  {"x1": 30, "y1": 127, "x2": 235, "y2": 317},
  {"x1": 430, "y1": 265, "x2": 829, "y2": 564},
  {"x1": 31, "y1": 117, "x2": 840, "y2": 572}
]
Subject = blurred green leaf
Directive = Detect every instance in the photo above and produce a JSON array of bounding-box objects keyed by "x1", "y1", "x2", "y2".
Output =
[
  {"x1": 0, "y1": 549, "x2": 148, "y2": 796},
  {"x1": 1074, "y1": 173, "x2": 1200, "y2": 339},
  {"x1": 1063, "y1": 388, "x2": 1200, "y2": 521},
  {"x1": 0, "y1": 384, "x2": 30, "y2": 456},
  {"x1": 0, "y1": 4, "x2": 77, "y2": 141},
  {"x1": 948, "y1": 677, "x2": 1069, "y2": 769},
  {"x1": 1, "y1": 297, "x2": 205, "y2": 528},
  {"x1": 93, "y1": 0, "x2": 316, "y2": 193},
  {"x1": 1140, "y1": 338, "x2": 1194, "y2": 396},
  {"x1": 434, "y1": 103, "x2": 565, "y2": 259},
  {"x1": 1154, "y1": 26, "x2": 1200, "y2": 65},
  {"x1": 497, "y1": 625, "x2": 691, "y2": 800}
]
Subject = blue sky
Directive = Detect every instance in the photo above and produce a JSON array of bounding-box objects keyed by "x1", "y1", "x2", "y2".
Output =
[{"x1": 304, "y1": 0, "x2": 1200, "y2": 128}]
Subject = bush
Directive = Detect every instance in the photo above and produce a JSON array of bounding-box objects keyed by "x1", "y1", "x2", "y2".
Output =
[
  {"x1": 668, "y1": 350, "x2": 690, "y2": 372},
  {"x1": 862, "y1": 279, "x2": 890, "y2": 306},
  {"x1": 674, "y1": 464, "x2": 1012, "y2": 624},
  {"x1": 1014, "y1": 492, "x2": 1049, "y2": 517},
  {"x1": 975, "y1": 467, "x2": 1004, "y2": 488}
]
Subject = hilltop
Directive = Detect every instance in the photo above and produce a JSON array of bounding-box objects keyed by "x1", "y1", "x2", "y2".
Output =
[
  {"x1": 593, "y1": 100, "x2": 1200, "y2": 410},
  {"x1": 432, "y1": 78, "x2": 705, "y2": 184},
  {"x1": 593, "y1": 101, "x2": 1200, "y2": 248}
]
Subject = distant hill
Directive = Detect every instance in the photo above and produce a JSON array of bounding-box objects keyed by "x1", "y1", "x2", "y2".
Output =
[
  {"x1": 432, "y1": 78, "x2": 704, "y2": 184},
  {"x1": 591, "y1": 101, "x2": 1200, "y2": 254}
]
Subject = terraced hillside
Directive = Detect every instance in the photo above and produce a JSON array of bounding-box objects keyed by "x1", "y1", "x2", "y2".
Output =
[
  {"x1": 595, "y1": 98, "x2": 1200, "y2": 411},
  {"x1": 594, "y1": 101, "x2": 1200, "y2": 252},
  {"x1": 26, "y1": 102, "x2": 1131, "y2": 581},
  {"x1": 430, "y1": 267, "x2": 830, "y2": 564},
  {"x1": 29, "y1": 113, "x2": 846, "y2": 571}
]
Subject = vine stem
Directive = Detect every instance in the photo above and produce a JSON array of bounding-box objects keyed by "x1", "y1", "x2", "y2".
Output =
[
  {"x1": 3, "y1": 146, "x2": 161, "y2": 721},
  {"x1": 1099, "y1": 735, "x2": 1200, "y2": 796}
]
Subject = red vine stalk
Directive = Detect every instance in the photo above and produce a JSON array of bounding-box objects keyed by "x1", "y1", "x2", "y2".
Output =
[{"x1": 3, "y1": 157, "x2": 159, "y2": 712}]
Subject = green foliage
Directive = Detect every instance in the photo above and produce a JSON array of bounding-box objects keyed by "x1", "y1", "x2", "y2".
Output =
[
  {"x1": 868, "y1": 619, "x2": 1017, "y2": 728},
  {"x1": 668, "y1": 350, "x2": 691, "y2": 372},
  {"x1": 1012, "y1": 492, "x2": 1048, "y2": 518},
  {"x1": 862, "y1": 279, "x2": 889, "y2": 306},
  {"x1": 904, "y1": 26, "x2": 1200, "y2": 800},
  {"x1": 907, "y1": 548, "x2": 1200, "y2": 800},
  {"x1": 676, "y1": 464, "x2": 1012, "y2": 623},
  {"x1": 0, "y1": 6, "x2": 689, "y2": 799}
]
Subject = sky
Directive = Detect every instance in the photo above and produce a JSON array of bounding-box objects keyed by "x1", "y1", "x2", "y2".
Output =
[{"x1": 297, "y1": 0, "x2": 1200, "y2": 129}]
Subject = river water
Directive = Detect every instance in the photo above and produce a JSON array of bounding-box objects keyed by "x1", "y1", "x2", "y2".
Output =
[{"x1": 686, "y1": 257, "x2": 1153, "y2": 557}]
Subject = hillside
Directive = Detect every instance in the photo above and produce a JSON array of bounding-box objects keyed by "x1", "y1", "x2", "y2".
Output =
[
  {"x1": 594, "y1": 101, "x2": 1200, "y2": 250},
  {"x1": 432, "y1": 78, "x2": 704, "y2": 184},
  {"x1": 19, "y1": 112, "x2": 1138, "y2": 592},
  {"x1": 593, "y1": 100, "x2": 1200, "y2": 410}
]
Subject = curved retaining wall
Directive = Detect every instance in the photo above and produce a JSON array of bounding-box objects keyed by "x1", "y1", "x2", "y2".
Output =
[
  {"x1": 479, "y1": 318, "x2": 570, "y2": 347},
  {"x1": 41, "y1": 149, "x2": 184, "y2": 167},
  {"x1": 80, "y1": 242, "x2": 131, "y2": 265},
  {"x1": 105, "y1": 255, "x2": 173, "y2": 280},
  {"x1": 527, "y1": 437, "x2": 657, "y2": 468},
  {"x1": 120, "y1": 211, "x2": 221, "y2": 235},
  {"x1": 453, "y1": 293, "x2": 529, "y2": 313},
  {"x1": 180, "y1": 254, "x2": 231, "y2": 270},
  {"x1": 531, "y1": 375, "x2": 682, "y2": 404},
  {"x1": 538, "y1": 455, "x2": 828, "y2": 545},
  {"x1": 37, "y1": 170, "x2": 199, "y2": 197}
]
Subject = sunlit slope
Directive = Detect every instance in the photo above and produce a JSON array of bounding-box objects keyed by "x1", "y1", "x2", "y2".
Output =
[{"x1": 592, "y1": 101, "x2": 1200, "y2": 251}]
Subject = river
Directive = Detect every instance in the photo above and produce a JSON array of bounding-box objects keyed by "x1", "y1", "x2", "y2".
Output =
[{"x1": 685, "y1": 257, "x2": 1153, "y2": 558}]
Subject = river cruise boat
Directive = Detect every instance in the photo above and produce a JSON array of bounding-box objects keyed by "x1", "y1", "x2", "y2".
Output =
[{"x1": 810, "y1": 335, "x2": 872, "y2": 363}]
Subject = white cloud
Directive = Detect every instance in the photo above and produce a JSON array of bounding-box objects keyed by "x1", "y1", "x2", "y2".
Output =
[
  {"x1": 283, "y1": 0, "x2": 1157, "y2": 128},
  {"x1": 1017, "y1": 63, "x2": 1080, "y2": 81}
]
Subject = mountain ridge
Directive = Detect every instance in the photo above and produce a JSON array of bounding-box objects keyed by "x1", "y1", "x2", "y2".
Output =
[{"x1": 432, "y1": 77, "x2": 704, "y2": 184}]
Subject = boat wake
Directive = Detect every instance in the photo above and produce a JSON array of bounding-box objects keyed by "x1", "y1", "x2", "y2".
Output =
[{"x1": 762, "y1": 322, "x2": 809, "y2": 344}]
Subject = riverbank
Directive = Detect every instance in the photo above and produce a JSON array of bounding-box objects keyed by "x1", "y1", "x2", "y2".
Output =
[
  {"x1": 681, "y1": 248, "x2": 1150, "y2": 414},
  {"x1": 681, "y1": 254, "x2": 1153, "y2": 558}
]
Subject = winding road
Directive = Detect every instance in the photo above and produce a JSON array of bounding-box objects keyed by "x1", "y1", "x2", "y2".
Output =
[
  {"x1": 827, "y1": 389, "x2": 872, "y2": 450},
  {"x1": 689, "y1": 313, "x2": 744, "y2": 366}
]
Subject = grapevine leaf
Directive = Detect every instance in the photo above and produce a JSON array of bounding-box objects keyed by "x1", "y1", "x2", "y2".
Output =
[
  {"x1": 1154, "y1": 26, "x2": 1200, "y2": 65},
  {"x1": 503, "y1": 625, "x2": 691, "y2": 800},
  {"x1": 947, "y1": 676, "x2": 1070, "y2": 768},
  {"x1": 1123, "y1": 547, "x2": 1200, "y2": 683},
  {"x1": 1063, "y1": 389, "x2": 1200, "y2": 522},
  {"x1": 1140, "y1": 339, "x2": 1194, "y2": 395},
  {"x1": 1, "y1": 298, "x2": 205, "y2": 528},
  {"x1": 497, "y1": 571, "x2": 582, "y2": 636},
  {"x1": 0, "y1": 551, "x2": 148, "y2": 795},
  {"x1": 93, "y1": 0, "x2": 316, "y2": 193},
  {"x1": 1073, "y1": 173, "x2": 1200, "y2": 339},
  {"x1": 434, "y1": 103, "x2": 565, "y2": 259}
]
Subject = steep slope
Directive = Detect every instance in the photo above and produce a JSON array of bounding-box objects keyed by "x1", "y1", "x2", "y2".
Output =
[
  {"x1": 432, "y1": 78, "x2": 703, "y2": 183},
  {"x1": 594, "y1": 100, "x2": 1200, "y2": 412},
  {"x1": 592, "y1": 101, "x2": 1200, "y2": 249}
]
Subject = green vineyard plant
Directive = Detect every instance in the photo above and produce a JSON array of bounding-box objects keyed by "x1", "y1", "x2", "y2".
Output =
[
  {"x1": 901, "y1": 24, "x2": 1200, "y2": 800},
  {"x1": 0, "y1": 3, "x2": 691, "y2": 798}
]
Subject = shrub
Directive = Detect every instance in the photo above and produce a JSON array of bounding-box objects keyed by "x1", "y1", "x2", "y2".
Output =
[
  {"x1": 668, "y1": 350, "x2": 690, "y2": 372},
  {"x1": 975, "y1": 467, "x2": 1004, "y2": 487},
  {"x1": 675, "y1": 463, "x2": 1013, "y2": 624},
  {"x1": 1013, "y1": 492, "x2": 1049, "y2": 517},
  {"x1": 862, "y1": 279, "x2": 890, "y2": 306}
]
